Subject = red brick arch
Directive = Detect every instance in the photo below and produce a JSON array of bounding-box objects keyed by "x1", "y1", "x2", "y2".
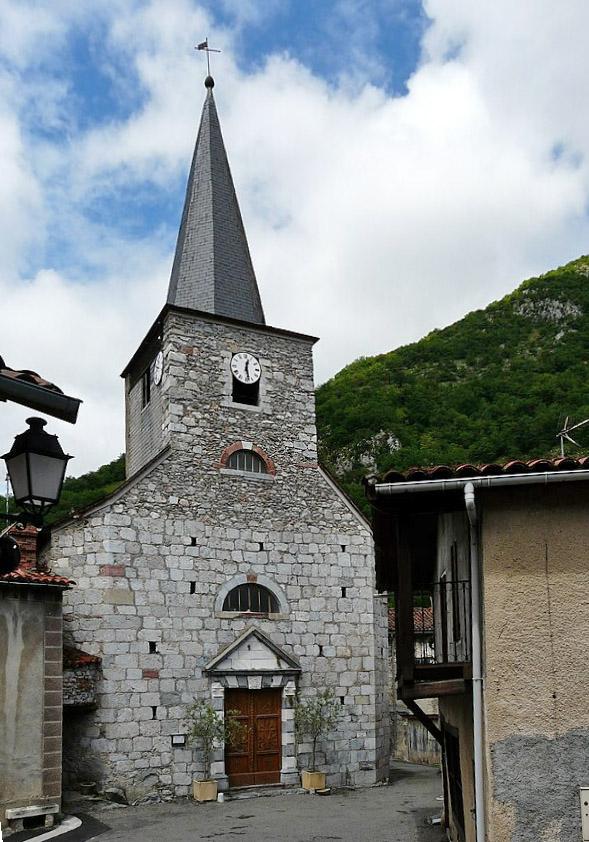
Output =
[{"x1": 218, "y1": 441, "x2": 276, "y2": 476}]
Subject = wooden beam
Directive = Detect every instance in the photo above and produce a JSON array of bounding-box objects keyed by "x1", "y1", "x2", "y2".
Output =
[
  {"x1": 401, "y1": 679, "x2": 467, "y2": 700},
  {"x1": 395, "y1": 518, "x2": 414, "y2": 685},
  {"x1": 404, "y1": 699, "x2": 442, "y2": 744},
  {"x1": 414, "y1": 662, "x2": 469, "y2": 682}
]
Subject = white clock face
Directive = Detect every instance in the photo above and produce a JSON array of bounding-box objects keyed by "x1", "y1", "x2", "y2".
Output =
[
  {"x1": 231, "y1": 352, "x2": 261, "y2": 385},
  {"x1": 153, "y1": 351, "x2": 164, "y2": 386}
]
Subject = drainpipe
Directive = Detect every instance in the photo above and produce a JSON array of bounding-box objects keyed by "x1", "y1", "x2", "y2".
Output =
[{"x1": 464, "y1": 482, "x2": 485, "y2": 842}]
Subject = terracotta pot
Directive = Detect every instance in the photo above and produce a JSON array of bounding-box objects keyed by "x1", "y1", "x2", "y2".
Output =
[
  {"x1": 301, "y1": 770, "x2": 326, "y2": 791},
  {"x1": 193, "y1": 779, "x2": 218, "y2": 802}
]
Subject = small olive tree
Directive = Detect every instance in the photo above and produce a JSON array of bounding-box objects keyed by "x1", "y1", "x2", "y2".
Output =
[
  {"x1": 294, "y1": 689, "x2": 343, "y2": 772},
  {"x1": 186, "y1": 700, "x2": 244, "y2": 781}
]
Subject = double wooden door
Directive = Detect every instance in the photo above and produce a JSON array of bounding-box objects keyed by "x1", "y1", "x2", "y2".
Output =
[{"x1": 225, "y1": 689, "x2": 282, "y2": 787}]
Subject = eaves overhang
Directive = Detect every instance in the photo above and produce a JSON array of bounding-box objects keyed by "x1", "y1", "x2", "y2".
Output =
[{"x1": 121, "y1": 303, "x2": 319, "y2": 379}]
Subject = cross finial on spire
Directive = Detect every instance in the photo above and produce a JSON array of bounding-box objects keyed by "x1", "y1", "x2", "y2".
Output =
[
  {"x1": 196, "y1": 37, "x2": 221, "y2": 83},
  {"x1": 166, "y1": 62, "x2": 265, "y2": 324}
]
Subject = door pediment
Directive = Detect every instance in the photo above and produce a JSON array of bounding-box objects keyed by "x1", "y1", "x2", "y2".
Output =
[{"x1": 204, "y1": 626, "x2": 301, "y2": 676}]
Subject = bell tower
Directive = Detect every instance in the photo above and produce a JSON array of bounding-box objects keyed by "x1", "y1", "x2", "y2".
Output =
[{"x1": 123, "y1": 76, "x2": 268, "y2": 478}]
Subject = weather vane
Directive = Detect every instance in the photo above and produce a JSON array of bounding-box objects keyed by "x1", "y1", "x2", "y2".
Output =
[
  {"x1": 556, "y1": 416, "x2": 589, "y2": 456},
  {"x1": 196, "y1": 37, "x2": 221, "y2": 77}
]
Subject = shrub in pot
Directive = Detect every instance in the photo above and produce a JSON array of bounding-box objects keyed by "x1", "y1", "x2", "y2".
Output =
[
  {"x1": 186, "y1": 700, "x2": 244, "y2": 801},
  {"x1": 294, "y1": 689, "x2": 343, "y2": 790}
]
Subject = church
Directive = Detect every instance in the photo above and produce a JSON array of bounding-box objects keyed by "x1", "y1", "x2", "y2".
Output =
[{"x1": 47, "y1": 75, "x2": 389, "y2": 798}]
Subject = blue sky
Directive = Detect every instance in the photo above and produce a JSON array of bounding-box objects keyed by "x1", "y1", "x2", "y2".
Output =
[
  {"x1": 2, "y1": 0, "x2": 589, "y2": 473},
  {"x1": 17, "y1": 1, "x2": 427, "y2": 281}
]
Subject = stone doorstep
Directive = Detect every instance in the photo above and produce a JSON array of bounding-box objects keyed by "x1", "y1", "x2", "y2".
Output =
[
  {"x1": 5, "y1": 806, "x2": 59, "y2": 821},
  {"x1": 224, "y1": 784, "x2": 304, "y2": 801}
]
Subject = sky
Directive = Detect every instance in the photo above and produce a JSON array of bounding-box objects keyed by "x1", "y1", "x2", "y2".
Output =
[{"x1": 2, "y1": 0, "x2": 589, "y2": 477}]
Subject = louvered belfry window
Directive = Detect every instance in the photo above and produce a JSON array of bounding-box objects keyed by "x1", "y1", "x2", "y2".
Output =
[
  {"x1": 227, "y1": 449, "x2": 266, "y2": 473},
  {"x1": 223, "y1": 583, "x2": 279, "y2": 614}
]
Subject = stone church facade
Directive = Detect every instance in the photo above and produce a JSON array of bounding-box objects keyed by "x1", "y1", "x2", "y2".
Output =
[{"x1": 47, "y1": 76, "x2": 389, "y2": 799}]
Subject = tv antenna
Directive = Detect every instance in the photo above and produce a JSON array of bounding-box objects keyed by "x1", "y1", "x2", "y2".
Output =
[{"x1": 556, "y1": 416, "x2": 589, "y2": 456}]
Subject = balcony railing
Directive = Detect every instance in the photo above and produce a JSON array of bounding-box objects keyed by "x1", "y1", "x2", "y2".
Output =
[{"x1": 412, "y1": 578, "x2": 471, "y2": 666}]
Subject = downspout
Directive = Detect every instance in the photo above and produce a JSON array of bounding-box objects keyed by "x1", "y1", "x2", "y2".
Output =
[{"x1": 464, "y1": 482, "x2": 485, "y2": 842}]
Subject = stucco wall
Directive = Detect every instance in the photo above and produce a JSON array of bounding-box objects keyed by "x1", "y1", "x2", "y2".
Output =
[
  {"x1": 0, "y1": 586, "x2": 63, "y2": 824},
  {"x1": 481, "y1": 483, "x2": 589, "y2": 842}
]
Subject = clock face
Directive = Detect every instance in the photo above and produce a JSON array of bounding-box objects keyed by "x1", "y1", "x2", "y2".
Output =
[
  {"x1": 153, "y1": 351, "x2": 164, "y2": 386},
  {"x1": 231, "y1": 352, "x2": 261, "y2": 385}
]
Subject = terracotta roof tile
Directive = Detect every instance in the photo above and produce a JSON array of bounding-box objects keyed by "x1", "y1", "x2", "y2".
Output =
[
  {"x1": 0, "y1": 567, "x2": 73, "y2": 587},
  {"x1": 388, "y1": 606, "x2": 433, "y2": 633},
  {"x1": 379, "y1": 456, "x2": 589, "y2": 485},
  {"x1": 0, "y1": 358, "x2": 63, "y2": 394}
]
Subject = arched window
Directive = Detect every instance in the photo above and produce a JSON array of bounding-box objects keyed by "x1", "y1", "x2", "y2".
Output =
[
  {"x1": 222, "y1": 583, "x2": 279, "y2": 614},
  {"x1": 227, "y1": 449, "x2": 267, "y2": 474}
]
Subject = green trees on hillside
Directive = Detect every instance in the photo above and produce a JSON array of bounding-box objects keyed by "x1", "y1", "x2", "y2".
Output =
[
  {"x1": 5, "y1": 257, "x2": 589, "y2": 524},
  {"x1": 316, "y1": 256, "x2": 589, "y2": 508}
]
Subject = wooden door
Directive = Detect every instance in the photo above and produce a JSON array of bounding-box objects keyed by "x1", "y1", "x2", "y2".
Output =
[{"x1": 225, "y1": 689, "x2": 282, "y2": 787}]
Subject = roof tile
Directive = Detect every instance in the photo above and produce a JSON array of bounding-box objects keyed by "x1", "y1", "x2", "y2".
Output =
[
  {"x1": 379, "y1": 456, "x2": 589, "y2": 485},
  {"x1": 0, "y1": 567, "x2": 73, "y2": 587}
]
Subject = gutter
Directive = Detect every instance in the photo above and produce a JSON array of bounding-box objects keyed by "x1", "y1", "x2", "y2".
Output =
[
  {"x1": 464, "y1": 483, "x2": 485, "y2": 842},
  {"x1": 0, "y1": 372, "x2": 81, "y2": 424},
  {"x1": 372, "y1": 468, "x2": 589, "y2": 497}
]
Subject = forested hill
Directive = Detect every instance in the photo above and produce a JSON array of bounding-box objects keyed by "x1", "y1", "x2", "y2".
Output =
[
  {"x1": 5, "y1": 256, "x2": 589, "y2": 521},
  {"x1": 316, "y1": 256, "x2": 589, "y2": 508},
  {"x1": 1, "y1": 454, "x2": 126, "y2": 525},
  {"x1": 47, "y1": 454, "x2": 126, "y2": 524}
]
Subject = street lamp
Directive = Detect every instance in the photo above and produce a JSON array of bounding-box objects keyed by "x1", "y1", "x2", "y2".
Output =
[{"x1": 2, "y1": 417, "x2": 71, "y2": 526}]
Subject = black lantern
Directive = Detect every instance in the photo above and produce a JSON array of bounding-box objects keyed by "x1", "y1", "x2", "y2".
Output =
[{"x1": 3, "y1": 417, "x2": 71, "y2": 522}]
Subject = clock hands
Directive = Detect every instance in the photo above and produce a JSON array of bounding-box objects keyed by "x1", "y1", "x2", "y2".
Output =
[{"x1": 231, "y1": 352, "x2": 261, "y2": 385}]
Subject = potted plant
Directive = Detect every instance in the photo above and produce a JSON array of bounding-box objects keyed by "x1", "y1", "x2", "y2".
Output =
[
  {"x1": 294, "y1": 689, "x2": 343, "y2": 791},
  {"x1": 186, "y1": 700, "x2": 244, "y2": 802}
]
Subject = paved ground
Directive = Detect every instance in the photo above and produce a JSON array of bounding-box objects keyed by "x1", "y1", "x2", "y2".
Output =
[{"x1": 81, "y1": 763, "x2": 444, "y2": 842}]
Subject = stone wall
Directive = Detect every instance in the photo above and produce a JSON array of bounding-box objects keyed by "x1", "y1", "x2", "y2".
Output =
[
  {"x1": 47, "y1": 308, "x2": 389, "y2": 798},
  {"x1": 63, "y1": 664, "x2": 100, "y2": 708}
]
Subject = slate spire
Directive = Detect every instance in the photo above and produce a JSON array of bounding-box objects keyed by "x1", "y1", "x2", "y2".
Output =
[{"x1": 166, "y1": 76, "x2": 265, "y2": 324}]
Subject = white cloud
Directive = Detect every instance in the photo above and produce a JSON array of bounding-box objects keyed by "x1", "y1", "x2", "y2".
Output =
[{"x1": 2, "y1": 0, "x2": 589, "y2": 476}]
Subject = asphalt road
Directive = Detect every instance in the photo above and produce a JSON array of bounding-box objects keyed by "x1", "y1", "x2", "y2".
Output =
[{"x1": 81, "y1": 763, "x2": 444, "y2": 842}]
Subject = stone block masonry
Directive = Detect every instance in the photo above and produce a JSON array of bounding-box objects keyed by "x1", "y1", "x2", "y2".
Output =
[{"x1": 47, "y1": 308, "x2": 389, "y2": 798}]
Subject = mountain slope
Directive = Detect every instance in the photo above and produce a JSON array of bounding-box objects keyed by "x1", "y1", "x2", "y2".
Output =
[
  {"x1": 5, "y1": 257, "x2": 589, "y2": 521},
  {"x1": 316, "y1": 256, "x2": 589, "y2": 508}
]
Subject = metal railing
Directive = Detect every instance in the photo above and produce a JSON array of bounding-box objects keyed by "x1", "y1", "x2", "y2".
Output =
[{"x1": 412, "y1": 579, "x2": 471, "y2": 665}]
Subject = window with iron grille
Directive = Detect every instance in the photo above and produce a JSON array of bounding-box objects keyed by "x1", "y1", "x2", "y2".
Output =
[
  {"x1": 227, "y1": 449, "x2": 267, "y2": 473},
  {"x1": 222, "y1": 583, "x2": 279, "y2": 614}
]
